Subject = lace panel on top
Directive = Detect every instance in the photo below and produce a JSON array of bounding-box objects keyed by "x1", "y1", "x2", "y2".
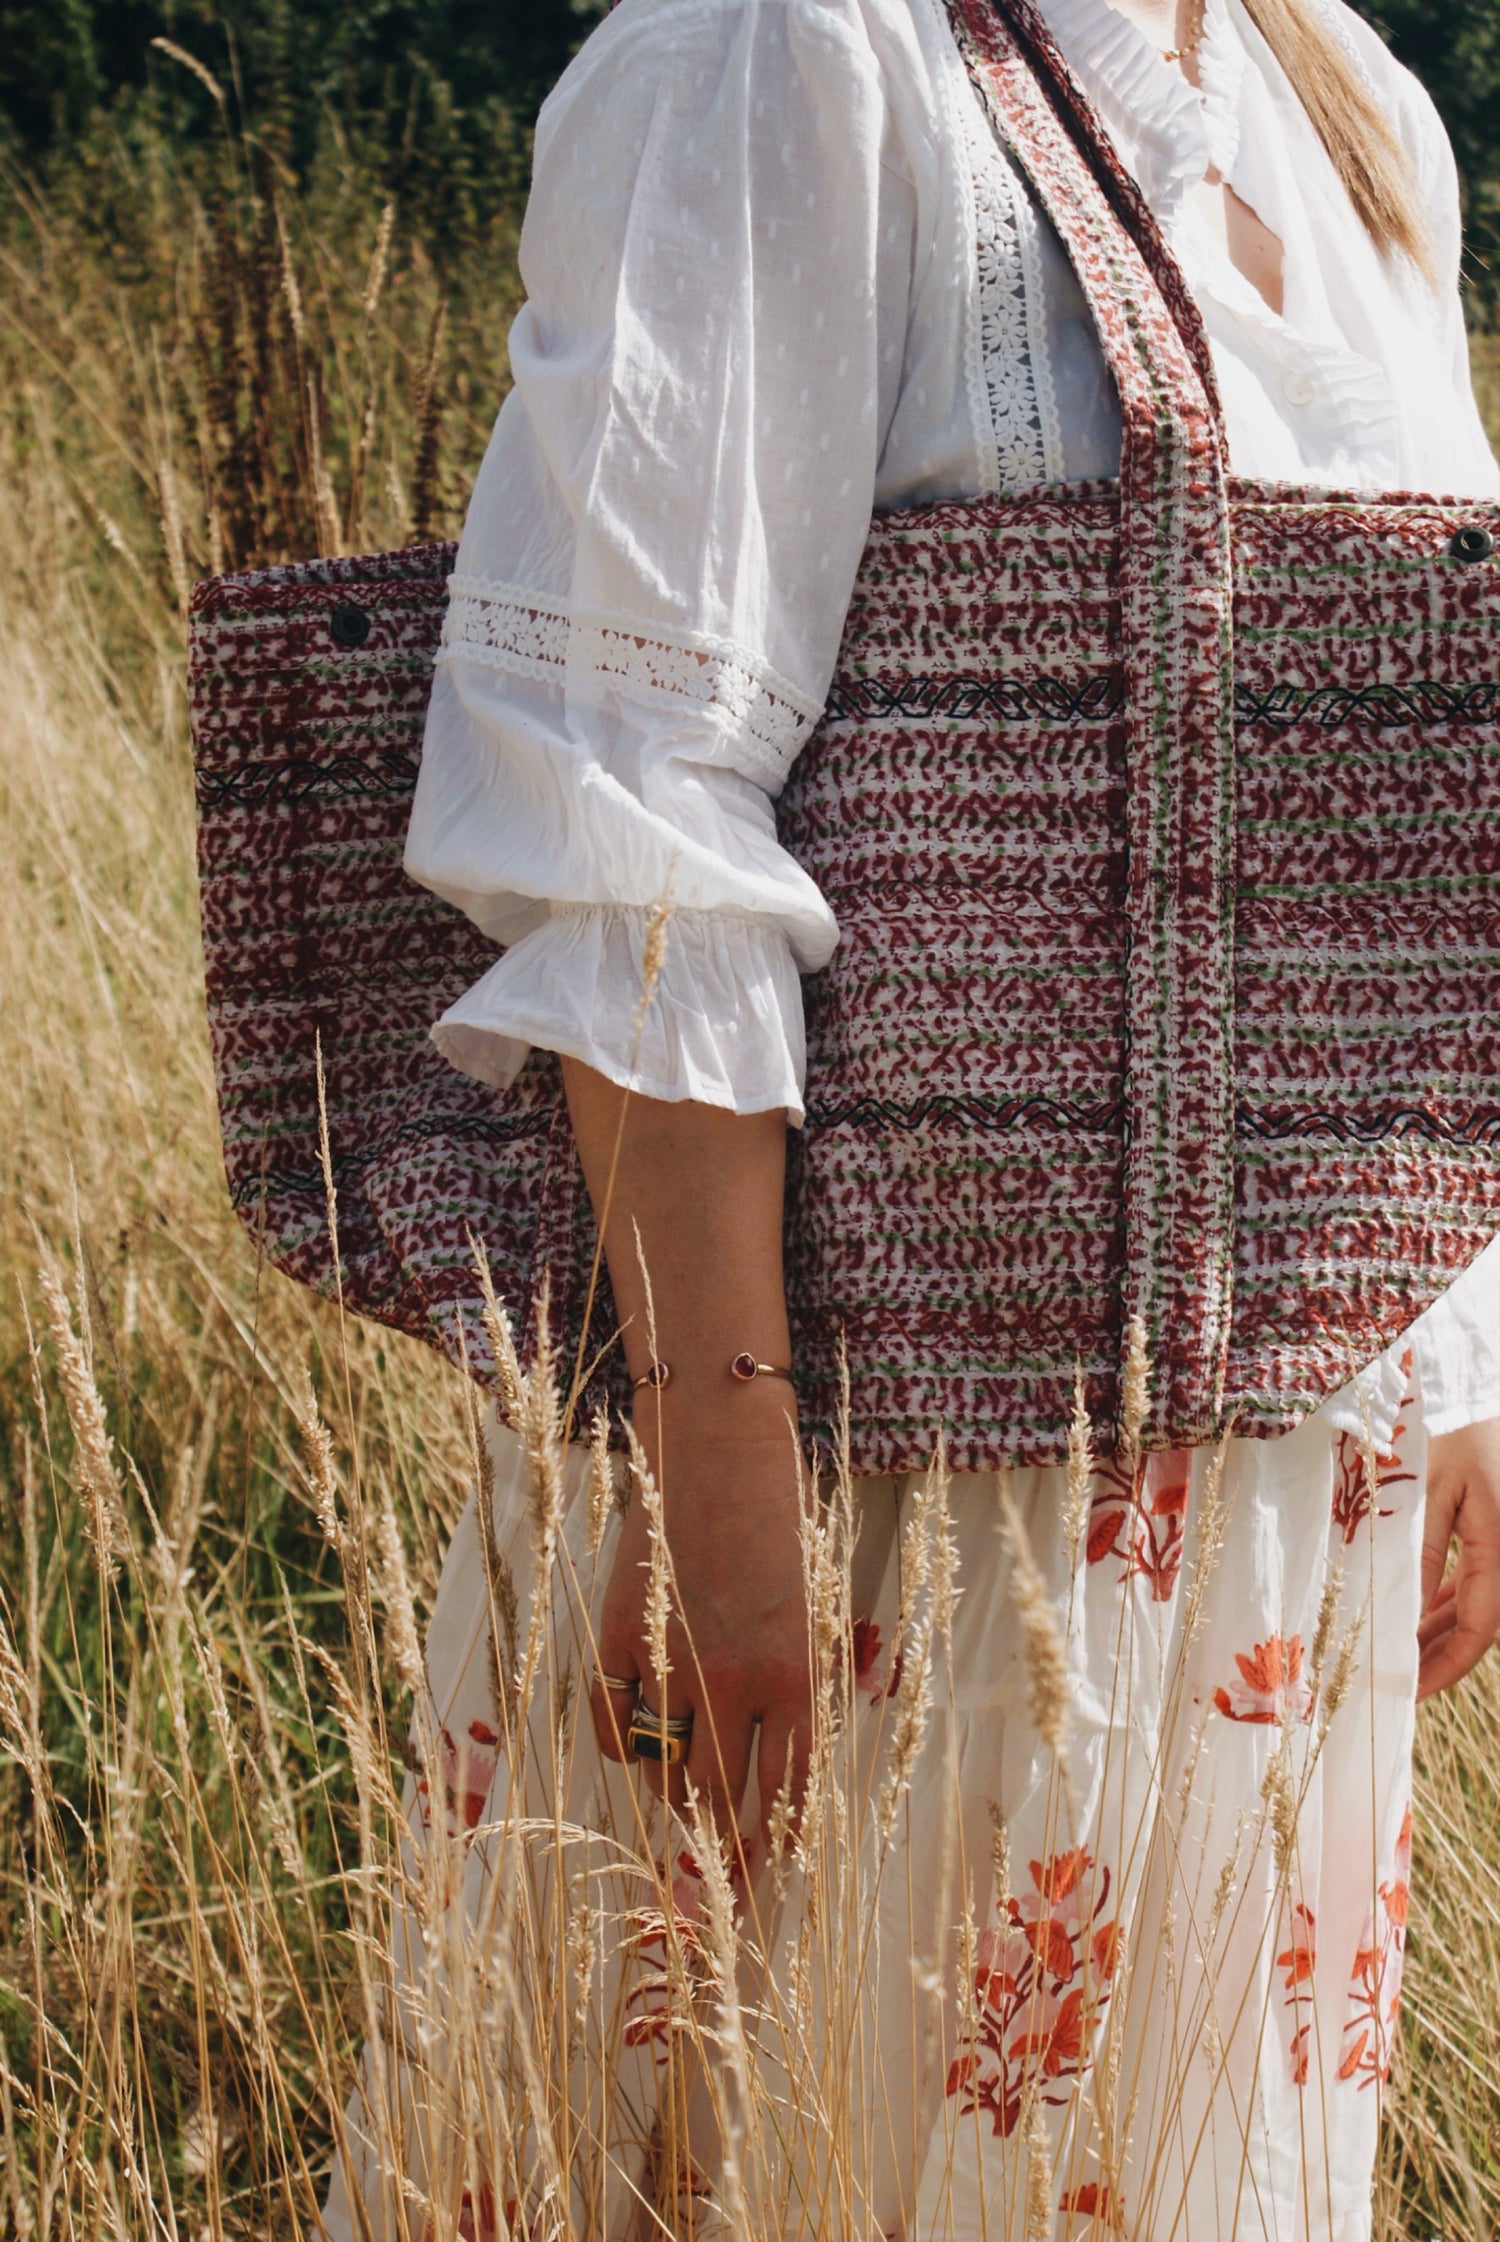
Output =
[
  {"x1": 956, "y1": 73, "x2": 1053, "y2": 490},
  {"x1": 440, "y1": 577, "x2": 824, "y2": 790}
]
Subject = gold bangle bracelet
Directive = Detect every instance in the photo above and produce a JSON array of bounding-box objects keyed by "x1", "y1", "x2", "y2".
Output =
[{"x1": 630, "y1": 1354, "x2": 796, "y2": 1392}]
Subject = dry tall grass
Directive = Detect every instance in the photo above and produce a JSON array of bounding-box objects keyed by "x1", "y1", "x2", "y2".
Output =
[{"x1": 1, "y1": 120, "x2": 1499, "y2": 2238}]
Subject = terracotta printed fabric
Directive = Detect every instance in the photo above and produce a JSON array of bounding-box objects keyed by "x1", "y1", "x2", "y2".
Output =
[
  {"x1": 321, "y1": 1380, "x2": 1429, "y2": 2239},
  {"x1": 187, "y1": 1, "x2": 1500, "y2": 1476}
]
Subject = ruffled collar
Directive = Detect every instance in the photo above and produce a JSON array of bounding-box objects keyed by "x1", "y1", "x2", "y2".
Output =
[
  {"x1": 1029, "y1": 0, "x2": 1401, "y2": 485},
  {"x1": 1032, "y1": 0, "x2": 1239, "y2": 222}
]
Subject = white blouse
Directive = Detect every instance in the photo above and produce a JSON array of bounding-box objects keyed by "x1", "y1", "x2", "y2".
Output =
[{"x1": 405, "y1": 0, "x2": 1500, "y2": 1441}]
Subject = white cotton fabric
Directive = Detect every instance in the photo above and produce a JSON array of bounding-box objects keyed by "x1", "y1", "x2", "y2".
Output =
[{"x1": 405, "y1": 0, "x2": 1500, "y2": 1439}]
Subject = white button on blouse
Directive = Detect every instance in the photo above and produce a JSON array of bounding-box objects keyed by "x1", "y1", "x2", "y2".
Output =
[{"x1": 403, "y1": 0, "x2": 1500, "y2": 1440}]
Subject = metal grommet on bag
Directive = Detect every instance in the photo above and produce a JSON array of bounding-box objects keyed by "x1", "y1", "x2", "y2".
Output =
[
  {"x1": 329, "y1": 602, "x2": 374, "y2": 647},
  {"x1": 1446, "y1": 524, "x2": 1494, "y2": 564}
]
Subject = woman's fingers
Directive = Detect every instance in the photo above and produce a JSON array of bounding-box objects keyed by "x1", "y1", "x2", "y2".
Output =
[
  {"x1": 1418, "y1": 1420, "x2": 1500, "y2": 1701},
  {"x1": 680, "y1": 1691, "x2": 755, "y2": 1832},
  {"x1": 755, "y1": 1702, "x2": 813, "y2": 1856},
  {"x1": 1419, "y1": 1484, "x2": 1461, "y2": 1616},
  {"x1": 627, "y1": 1670, "x2": 758, "y2": 1822},
  {"x1": 1417, "y1": 1534, "x2": 1500, "y2": 1700},
  {"x1": 590, "y1": 1652, "x2": 641, "y2": 1765}
]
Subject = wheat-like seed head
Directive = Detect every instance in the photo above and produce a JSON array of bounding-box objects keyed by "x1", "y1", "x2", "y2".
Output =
[
  {"x1": 520, "y1": 1279, "x2": 566, "y2": 1560},
  {"x1": 1180, "y1": 1428, "x2": 1233, "y2": 1649},
  {"x1": 375, "y1": 1500, "x2": 427, "y2": 1700},
  {"x1": 290, "y1": 1361, "x2": 343, "y2": 1554},
  {"x1": 1024, "y1": 2090, "x2": 1054, "y2": 2242},
  {"x1": 1319, "y1": 1613, "x2": 1365, "y2": 1734},
  {"x1": 586, "y1": 1404, "x2": 615, "y2": 1563},
  {"x1": 37, "y1": 1251, "x2": 129, "y2": 1581},
  {"x1": 875, "y1": 1475, "x2": 944, "y2": 1838},
  {"x1": 631, "y1": 893, "x2": 675, "y2": 1038},
  {"x1": 1063, "y1": 1364, "x2": 1094, "y2": 1568},
  {"x1": 1207, "y1": 1825, "x2": 1244, "y2": 1945},
  {"x1": 928, "y1": 1442, "x2": 961, "y2": 1639},
  {"x1": 274, "y1": 201, "x2": 308, "y2": 345},
  {"x1": 625, "y1": 1423, "x2": 674, "y2": 1691},
  {"x1": 999, "y1": 1484, "x2": 1071, "y2": 1756},
  {"x1": 766, "y1": 1732, "x2": 799, "y2": 1896},
  {"x1": 988, "y1": 1801, "x2": 1013, "y2": 1919},
  {"x1": 1121, "y1": 1311, "x2": 1151, "y2": 1466},
  {"x1": 1174, "y1": 1701, "x2": 1213, "y2": 1814},
  {"x1": 474, "y1": 1238, "x2": 528, "y2": 1429},
  {"x1": 1262, "y1": 1737, "x2": 1299, "y2": 1881},
  {"x1": 1310, "y1": 1560, "x2": 1345, "y2": 1689},
  {"x1": 565, "y1": 1873, "x2": 599, "y2": 2050},
  {"x1": 363, "y1": 202, "x2": 396, "y2": 322}
]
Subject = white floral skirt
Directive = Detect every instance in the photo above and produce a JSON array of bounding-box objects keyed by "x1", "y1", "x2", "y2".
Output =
[{"x1": 323, "y1": 1374, "x2": 1426, "y2": 2242}]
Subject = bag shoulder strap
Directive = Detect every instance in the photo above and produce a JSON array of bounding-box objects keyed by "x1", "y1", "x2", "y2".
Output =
[
  {"x1": 970, "y1": 0, "x2": 1226, "y2": 430},
  {"x1": 949, "y1": 0, "x2": 1239, "y2": 1445}
]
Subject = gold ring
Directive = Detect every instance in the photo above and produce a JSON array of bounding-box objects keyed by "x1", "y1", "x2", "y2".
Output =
[
  {"x1": 627, "y1": 1703, "x2": 694, "y2": 1765},
  {"x1": 594, "y1": 1668, "x2": 638, "y2": 1693}
]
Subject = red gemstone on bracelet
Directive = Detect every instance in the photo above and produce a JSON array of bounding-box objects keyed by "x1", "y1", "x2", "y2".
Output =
[{"x1": 730, "y1": 1352, "x2": 759, "y2": 1381}]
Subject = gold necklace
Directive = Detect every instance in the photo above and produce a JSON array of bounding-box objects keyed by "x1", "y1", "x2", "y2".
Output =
[{"x1": 1162, "y1": 0, "x2": 1206, "y2": 63}]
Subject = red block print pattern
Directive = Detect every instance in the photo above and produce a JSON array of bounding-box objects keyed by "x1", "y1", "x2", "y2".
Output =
[
  {"x1": 1060, "y1": 2181, "x2": 1124, "y2": 2228},
  {"x1": 1085, "y1": 1447, "x2": 1190, "y2": 1600},
  {"x1": 1331, "y1": 1364, "x2": 1417, "y2": 1545},
  {"x1": 1339, "y1": 1807, "x2": 1412, "y2": 2088},
  {"x1": 947, "y1": 1846, "x2": 1120, "y2": 2137},
  {"x1": 1278, "y1": 1899, "x2": 1318, "y2": 2086},
  {"x1": 420, "y1": 2183, "x2": 515, "y2": 2242},
  {"x1": 414, "y1": 1720, "x2": 502, "y2": 1842},
  {"x1": 624, "y1": 1851, "x2": 709, "y2": 2060},
  {"x1": 1212, "y1": 1634, "x2": 1313, "y2": 1725},
  {"x1": 852, "y1": 1615, "x2": 903, "y2": 1705},
  {"x1": 188, "y1": 0, "x2": 1500, "y2": 1478}
]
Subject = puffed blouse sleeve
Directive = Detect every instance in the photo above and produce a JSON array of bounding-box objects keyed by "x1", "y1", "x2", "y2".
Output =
[{"x1": 403, "y1": 0, "x2": 916, "y2": 1123}]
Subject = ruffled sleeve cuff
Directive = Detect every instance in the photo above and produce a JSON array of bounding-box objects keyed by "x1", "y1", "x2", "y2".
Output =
[{"x1": 431, "y1": 903, "x2": 809, "y2": 1124}]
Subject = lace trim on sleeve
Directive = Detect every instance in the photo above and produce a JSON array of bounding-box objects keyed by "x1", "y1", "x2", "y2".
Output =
[{"x1": 439, "y1": 575, "x2": 825, "y2": 790}]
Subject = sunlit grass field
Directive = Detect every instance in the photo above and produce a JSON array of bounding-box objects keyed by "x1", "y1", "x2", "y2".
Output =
[{"x1": 2, "y1": 128, "x2": 1499, "y2": 2239}]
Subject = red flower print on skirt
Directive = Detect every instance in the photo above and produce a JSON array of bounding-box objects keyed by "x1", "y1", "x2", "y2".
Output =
[
  {"x1": 419, "y1": 2182, "x2": 516, "y2": 2240},
  {"x1": 1060, "y1": 2181, "x2": 1124, "y2": 2227},
  {"x1": 1212, "y1": 1634, "x2": 1312, "y2": 1724},
  {"x1": 1339, "y1": 1805, "x2": 1412, "y2": 2087},
  {"x1": 1330, "y1": 1388, "x2": 1415, "y2": 1547},
  {"x1": 415, "y1": 1720, "x2": 502, "y2": 1843},
  {"x1": 624, "y1": 1850, "x2": 708, "y2": 2059},
  {"x1": 947, "y1": 1846, "x2": 1118, "y2": 2137},
  {"x1": 1277, "y1": 1899, "x2": 1317, "y2": 2085},
  {"x1": 851, "y1": 1615, "x2": 902, "y2": 1705},
  {"x1": 1085, "y1": 1448, "x2": 1189, "y2": 1602}
]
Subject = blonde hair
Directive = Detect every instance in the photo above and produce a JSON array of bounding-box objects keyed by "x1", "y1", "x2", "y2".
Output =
[{"x1": 1237, "y1": 0, "x2": 1434, "y2": 275}]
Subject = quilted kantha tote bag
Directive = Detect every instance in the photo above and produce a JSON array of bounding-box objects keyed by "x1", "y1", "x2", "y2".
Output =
[{"x1": 188, "y1": 0, "x2": 1500, "y2": 1472}]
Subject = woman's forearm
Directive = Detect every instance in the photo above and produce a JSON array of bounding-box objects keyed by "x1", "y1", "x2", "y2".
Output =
[
  {"x1": 560, "y1": 1059, "x2": 792, "y2": 1398},
  {"x1": 562, "y1": 1058, "x2": 813, "y2": 1837}
]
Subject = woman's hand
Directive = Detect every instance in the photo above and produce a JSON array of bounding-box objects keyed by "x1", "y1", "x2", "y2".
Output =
[
  {"x1": 591, "y1": 1382, "x2": 814, "y2": 1840},
  {"x1": 1418, "y1": 1416, "x2": 1500, "y2": 1700}
]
